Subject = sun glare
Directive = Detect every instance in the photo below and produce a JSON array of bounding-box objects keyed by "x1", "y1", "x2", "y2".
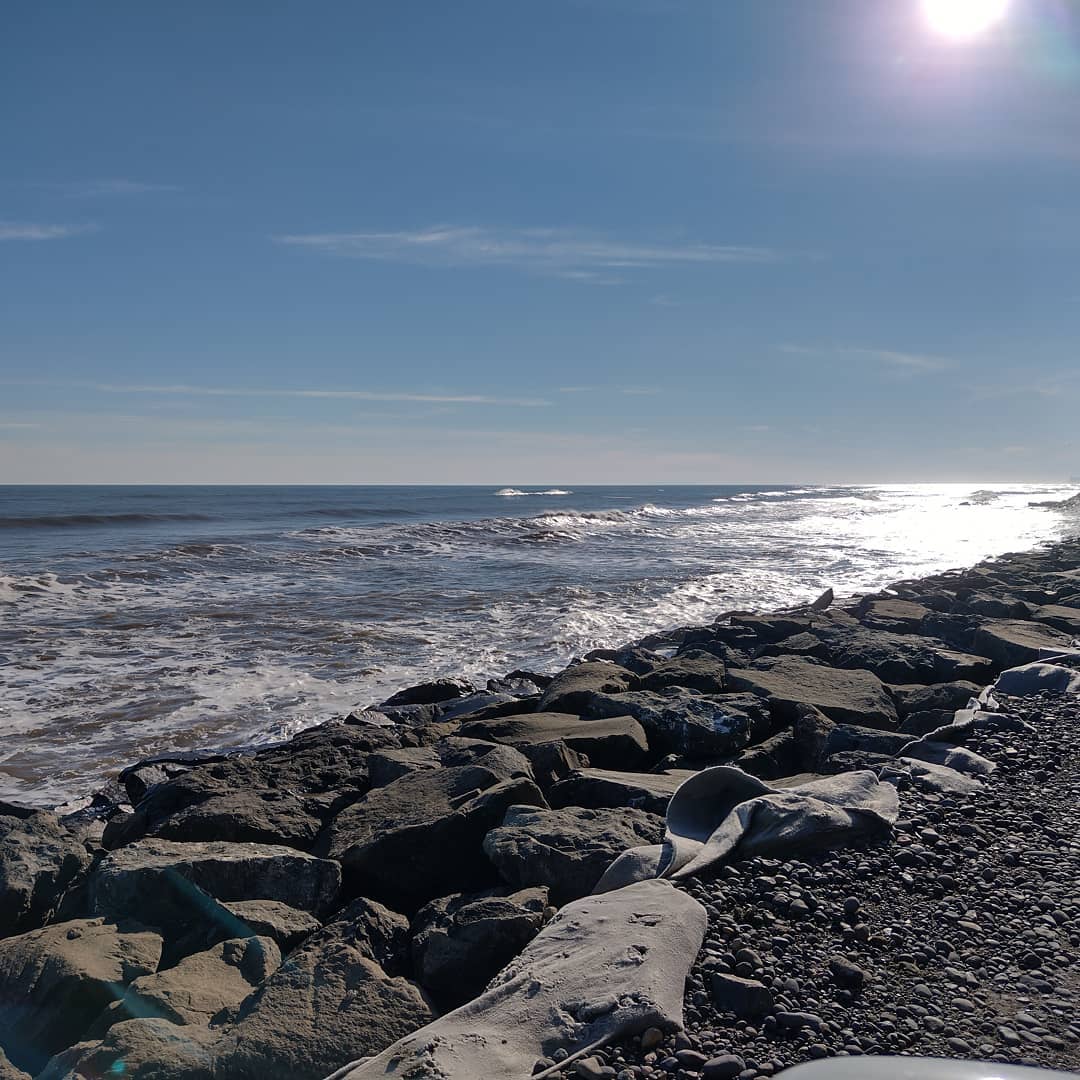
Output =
[{"x1": 922, "y1": 0, "x2": 1010, "y2": 40}]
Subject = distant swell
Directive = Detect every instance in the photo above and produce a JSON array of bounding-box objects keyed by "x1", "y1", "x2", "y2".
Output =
[{"x1": 0, "y1": 512, "x2": 217, "y2": 529}]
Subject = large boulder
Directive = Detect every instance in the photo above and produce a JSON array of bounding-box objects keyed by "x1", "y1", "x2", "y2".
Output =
[
  {"x1": 213, "y1": 899, "x2": 434, "y2": 1080},
  {"x1": 458, "y1": 712, "x2": 650, "y2": 770},
  {"x1": 727, "y1": 705, "x2": 835, "y2": 780},
  {"x1": 855, "y1": 597, "x2": 932, "y2": 633},
  {"x1": 0, "y1": 810, "x2": 91, "y2": 938},
  {"x1": 823, "y1": 724, "x2": 913, "y2": 759},
  {"x1": 379, "y1": 678, "x2": 475, "y2": 707},
  {"x1": 483, "y1": 805, "x2": 664, "y2": 905},
  {"x1": 772, "y1": 625, "x2": 993, "y2": 685},
  {"x1": 727, "y1": 657, "x2": 898, "y2": 729},
  {"x1": 37, "y1": 1018, "x2": 218, "y2": 1080},
  {"x1": 1030, "y1": 604, "x2": 1080, "y2": 636},
  {"x1": 105, "y1": 724, "x2": 402, "y2": 852},
  {"x1": 638, "y1": 650, "x2": 727, "y2": 694},
  {"x1": 547, "y1": 768, "x2": 696, "y2": 815},
  {"x1": 0, "y1": 918, "x2": 162, "y2": 1075},
  {"x1": 580, "y1": 689, "x2": 767, "y2": 758},
  {"x1": 410, "y1": 887, "x2": 548, "y2": 1009},
  {"x1": 334, "y1": 880, "x2": 707, "y2": 1080},
  {"x1": 95, "y1": 935, "x2": 280, "y2": 1030},
  {"x1": 89, "y1": 839, "x2": 342, "y2": 934},
  {"x1": 217, "y1": 900, "x2": 321, "y2": 951},
  {"x1": 973, "y1": 619, "x2": 1077, "y2": 668},
  {"x1": 322, "y1": 766, "x2": 547, "y2": 912},
  {"x1": 537, "y1": 662, "x2": 638, "y2": 713}
]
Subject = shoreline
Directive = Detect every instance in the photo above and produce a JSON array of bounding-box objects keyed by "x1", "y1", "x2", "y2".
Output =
[{"x1": 1, "y1": 534, "x2": 1078, "y2": 1079}]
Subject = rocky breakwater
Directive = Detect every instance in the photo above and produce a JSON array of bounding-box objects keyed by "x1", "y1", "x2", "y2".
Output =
[{"x1": 0, "y1": 537, "x2": 1078, "y2": 1079}]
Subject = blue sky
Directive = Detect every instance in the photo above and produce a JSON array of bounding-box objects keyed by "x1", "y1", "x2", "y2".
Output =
[{"x1": 2, "y1": 0, "x2": 1078, "y2": 483}]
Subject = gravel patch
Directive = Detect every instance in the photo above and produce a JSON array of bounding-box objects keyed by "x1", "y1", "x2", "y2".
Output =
[{"x1": 597, "y1": 691, "x2": 1080, "y2": 1079}]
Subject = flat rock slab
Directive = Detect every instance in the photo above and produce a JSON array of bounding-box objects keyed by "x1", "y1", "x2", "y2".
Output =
[
  {"x1": 334, "y1": 880, "x2": 707, "y2": 1080},
  {"x1": 323, "y1": 765, "x2": 546, "y2": 912},
  {"x1": 483, "y1": 804, "x2": 664, "y2": 905},
  {"x1": 218, "y1": 899, "x2": 322, "y2": 951},
  {"x1": 547, "y1": 768, "x2": 697, "y2": 815},
  {"x1": 0, "y1": 918, "x2": 163, "y2": 1076},
  {"x1": 90, "y1": 839, "x2": 342, "y2": 932},
  {"x1": 1031, "y1": 604, "x2": 1080, "y2": 636},
  {"x1": 973, "y1": 619, "x2": 1077, "y2": 669},
  {"x1": 728, "y1": 657, "x2": 898, "y2": 729},
  {"x1": 98, "y1": 935, "x2": 280, "y2": 1030},
  {"x1": 459, "y1": 712, "x2": 650, "y2": 771}
]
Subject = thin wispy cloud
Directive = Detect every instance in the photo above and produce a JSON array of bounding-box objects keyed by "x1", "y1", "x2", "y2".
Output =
[
  {"x1": 0, "y1": 222, "x2": 98, "y2": 241},
  {"x1": 51, "y1": 179, "x2": 181, "y2": 198},
  {"x1": 274, "y1": 225, "x2": 784, "y2": 278},
  {"x1": 92, "y1": 382, "x2": 551, "y2": 407},
  {"x1": 780, "y1": 345, "x2": 951, "y2": 373}
]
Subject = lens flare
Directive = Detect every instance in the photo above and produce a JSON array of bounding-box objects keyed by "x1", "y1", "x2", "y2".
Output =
[{"x1": 922, "y1": 0, "x2": 1011, "y2": 39}]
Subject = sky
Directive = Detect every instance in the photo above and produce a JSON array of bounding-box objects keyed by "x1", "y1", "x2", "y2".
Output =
[{"x1": 2, "y1": 0, "x2": 1079, "y2": 484}]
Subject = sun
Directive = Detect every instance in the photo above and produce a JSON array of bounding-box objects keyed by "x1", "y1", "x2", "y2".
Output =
[{"x1": 921, "y1": 0, "x2": 1010, "y2": 40}]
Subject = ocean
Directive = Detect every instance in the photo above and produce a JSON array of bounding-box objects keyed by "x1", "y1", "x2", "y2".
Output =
[{"x1": 1, "y1": 482, "x2": 1077, "y2": 807}]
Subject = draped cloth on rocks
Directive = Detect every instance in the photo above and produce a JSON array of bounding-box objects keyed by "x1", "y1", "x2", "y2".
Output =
[
  {"x1": 326, "y1": 879, "x2": 706, "y2": 1080},
  {"x1": 596, "y1": 767, "x2": 899, "y2": 892}
]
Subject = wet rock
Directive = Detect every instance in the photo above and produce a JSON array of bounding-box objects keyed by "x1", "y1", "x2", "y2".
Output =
[
  {"x1": 483, "y1": 805, "x2": 664, "y2": 904},
  {"x1": 104, "y1": 724, "x2": 402, "y2": 851},
  {"x1": 380, "y1": 678, "x2": 475, "y2": 707},
  {"x1": 709, "y1": 972, "x2": 774, "y2": 1020},
  {"x1": 973, "y1": 619, "x2": 1076, "y2": 669},
  {"x1": 638, "y1": 650, "x2": 727, "y2": 694},
  {"x1": 538, "y1": 662, "x2": 639, "y2": 714}
]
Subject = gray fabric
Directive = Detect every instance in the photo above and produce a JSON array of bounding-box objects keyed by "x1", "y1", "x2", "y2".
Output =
[
  {"x1": 660, "y1": 767, "x2": 898, "y2": 880},
  {"x1": 329, "y1": 879, "x2": 706, "y2": 1080},
  {"x1": 994, "y1": 661, "x2": 1080, "y2": 697}
]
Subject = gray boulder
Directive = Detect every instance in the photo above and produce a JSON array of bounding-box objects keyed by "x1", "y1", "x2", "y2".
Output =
[
  {"x1": 580, "y1": 689, "x2": 766, "y2": 758},
  {"x1": 37, "y1": 1018, "x2": 217, "y2": 1080},
  {"x1": 411, "y1": 887, "x2": 548, "y2": 1008},
  {"x1": 973, "y1": 619, "x2": 1077, "y2": 668},
  {"x1": 727, "y1": 705, "x2": 834, "y2": 780},
  {"x1": 638, "y1": 650, "x2": 726, "y2": 694},
  {"x1": 380, "y1": 678, "x2": 475, "y2": 707},
  {"x1": 218, "y1": 900, "x2": 321, "y2": 951},
  {"x1": 323, "y1": 765, "x2": 547, "y2": 912},
  {"x1": 96, "y1": 935, "x2": 280, "y2": 1030},
  {"x1": 727, "y1": 657, "x2": 898, "y2": 728},
  {"x1": 459, "y1": 712, "x2": 650, "y2": 771},
  {"x1": 1030, "y1": 604, "x2": 1080, "y2": 636},
  {"x1": 0, "y1": 810, "x2": 91, "y2": 939},
  {"x1": 537, "y1": 662, "x2": 638, "y2": 713},
  {"x1": 823, "y1": 724, "x2": 914, "y2": 759},
  {"x1": 104, "y1": 724, "x2": 402, "y2": 852},
  {"x1": 0, "y1": 918, "x2": 162, "y2": 1075},
  {"x1": 213, "y1": 899, "x2": 434, "y2": 1080},
  {"x1": 90, "y1": 839, "x2": 342, "y2": 932},
  {"x1": 856, "y1": 597, "x2": 932, "y2": 633},
  {"x1": 483, "y1": 805, "x2": 664, "y2": 904},
  {"x1": 547, "y1": 768, "x2": 696, "y2": 816}
]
